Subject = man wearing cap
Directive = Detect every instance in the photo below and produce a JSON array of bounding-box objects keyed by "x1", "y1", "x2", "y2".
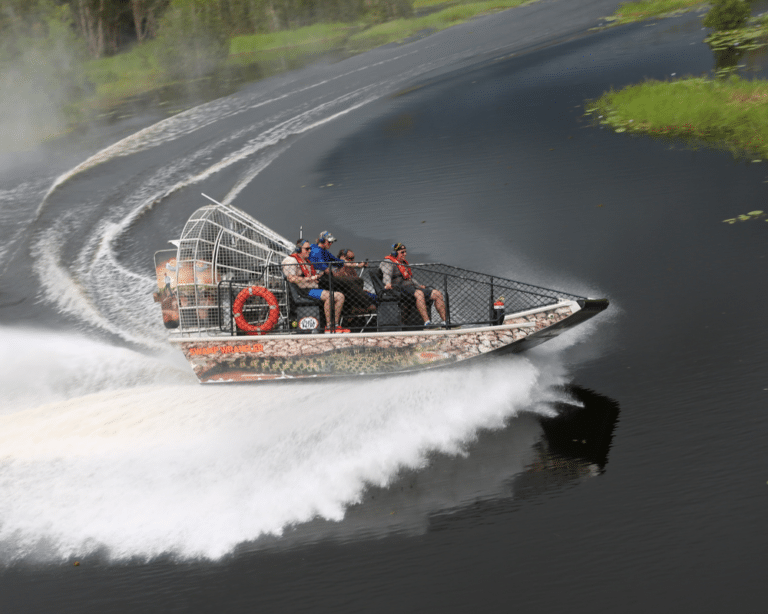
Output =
[
  {"x1": 310, "y1": 231, "x2": 376, "y2": 314},
  {"x1": 380, "y1": 242, "x2": 446, "y2": 328},
  {"x1": 308, "y1": 231, "x2": 343, "y2": 275}
]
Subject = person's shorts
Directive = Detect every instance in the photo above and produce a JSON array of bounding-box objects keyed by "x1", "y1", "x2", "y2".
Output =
[
  {"x1": 296, "y1": 287, "x2": 324, "y2": 300},
  {"x1": 396, "y1": 284, "x2": 436, "y2": 300}
]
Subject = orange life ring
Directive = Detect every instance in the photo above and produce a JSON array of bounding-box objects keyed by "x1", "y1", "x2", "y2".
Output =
[{"x1": 233, "y1": 286, "x2": 280, "y2": 335}]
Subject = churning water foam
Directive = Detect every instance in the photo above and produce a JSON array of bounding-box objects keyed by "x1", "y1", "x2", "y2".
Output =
[{"x1": 0, "y1": 328, "x2": 571, "y2": 563}]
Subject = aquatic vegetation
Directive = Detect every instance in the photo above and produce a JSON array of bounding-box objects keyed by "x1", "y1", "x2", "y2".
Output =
[
  {"x1": 585, "y1": 77, "x2": 768, "y2": 160},
  {"x1": 722, "y1": 210, "x2": 767, "y2": 223},
  {"x1": 703, "y1": 13, "x2": 768, "y2": 77}
]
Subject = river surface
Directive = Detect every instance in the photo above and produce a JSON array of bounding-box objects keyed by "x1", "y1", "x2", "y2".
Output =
[{"x1": 0, "y1": 1, "x2": 765, "y2": 612}]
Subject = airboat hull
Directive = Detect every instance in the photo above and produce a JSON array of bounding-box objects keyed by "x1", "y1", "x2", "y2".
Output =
[{"x1": 172, "y1": 299, "x2": 608, "y2": 383}]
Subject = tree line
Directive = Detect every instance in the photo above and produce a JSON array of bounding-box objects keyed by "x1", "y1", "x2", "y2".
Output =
[
  {"x1": 0, "y1": 0, "x2": 412, "y2": 142},
  {"x1": 1, "y1": 0, "x2": 413, "y2": 62}
]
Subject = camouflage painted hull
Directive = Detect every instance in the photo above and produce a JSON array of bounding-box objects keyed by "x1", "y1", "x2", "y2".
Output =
[{"x1": 174, "y1": 299, "x2": 608, "y2": 383}]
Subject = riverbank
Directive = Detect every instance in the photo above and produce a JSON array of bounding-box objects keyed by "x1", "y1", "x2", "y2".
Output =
[
  {"x1": 2, "y1": 0, "x2": 533, "y2": 152},
  {"x1": 586, "y1": 76, "x2": 768, "y2": 159},
  {"x1": 602, "y1": 0, "x2": 705, "y2": 25},
  {"x1": 85, "y1": 0, "x2": 530, "y2": 118},
  {"x1": 588, "y1": 0, "x2": 768, "y2": 163}
]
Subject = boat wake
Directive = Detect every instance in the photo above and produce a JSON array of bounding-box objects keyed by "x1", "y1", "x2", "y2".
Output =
[
  {"x1": 0, "y1": 327, "x2": 195, "y2": 415},
  {"x1": 0, "y1": 341, "x2": 575, "y2": 564}
]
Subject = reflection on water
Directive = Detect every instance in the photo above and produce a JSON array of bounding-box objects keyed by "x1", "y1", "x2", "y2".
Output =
[
  {"x1": 713, "y1": 45, "x2": 746, "y2": 74},
  {"x1": 92, "y1": 48, "x2": 350, "y2": 129},
  {"x1": 240, "y1": 385, "x2": 620, "y2": 552}
]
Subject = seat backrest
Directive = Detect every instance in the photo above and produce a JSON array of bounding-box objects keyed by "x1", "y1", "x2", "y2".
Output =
[
  {"x1": 369, "y1": 265, "x2": 399, "y2": 302},
  {"x1": 369, "y1": 266, "x2": 384, "y2": 293}
]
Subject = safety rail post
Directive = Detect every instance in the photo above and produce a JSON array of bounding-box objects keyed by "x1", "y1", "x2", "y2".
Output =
[
  {"x1": 443, "y1": 274, "x2": 451, "y2": 328},
  {"x1": 218, "y1": 280, "x2": 234, "y2": 336},
  {"x1": 228, "y1": 281, "x2": 234, "y2": 336},
  {"x1": 328, "y1": 269, "x2": 335, "y2": 333},
  {"x1": 489, "y1": 277, "x2": 495, "y2": 325}
]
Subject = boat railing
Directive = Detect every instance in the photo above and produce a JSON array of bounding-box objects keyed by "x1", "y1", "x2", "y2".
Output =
[{"x1": 166, "y1": 260, "x2": 584, "y2": 336}]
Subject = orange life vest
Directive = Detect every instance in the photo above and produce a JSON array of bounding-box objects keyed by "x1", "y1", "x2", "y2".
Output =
[
  {"x1": 385, "y1": 254, "x2": 412, "y2": 281},
  {"x1": 291, "y1": 253, "x2": 316, "y2": 278}
]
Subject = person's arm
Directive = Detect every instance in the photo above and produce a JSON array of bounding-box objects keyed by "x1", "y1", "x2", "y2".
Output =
[
  {"x1": 381, "y1": 261, "x2": 393, "y2": 289},
  {"x1": 307, "y1": 245, "x2": 328, "y2": 272},
  {"x1": 284, "y1": 262, "x2": 318, "y2": 287},
  {"x1": 327, "y1": 250, "x2": 345, "y2": 273}
]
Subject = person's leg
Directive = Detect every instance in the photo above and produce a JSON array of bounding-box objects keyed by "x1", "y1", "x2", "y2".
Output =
[
  {"x1": 413, "y1": 289, "x2": 429, "y2": 323},
  {"x1": 334, "y1": 292, "x2": 345, "y2": 325},
  {"x1": 430, "y1": 289, "x2": 447, "y2": 321},
  {"x1": 321, "y1": 290, "x2": 332, "y2": 325}
]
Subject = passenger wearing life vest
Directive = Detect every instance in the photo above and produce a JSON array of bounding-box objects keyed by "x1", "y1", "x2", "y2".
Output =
[
  {"x1": 282, "y1": 240, "x2": 349, "y2": 333},
  {"x1": 380, "y1": 242, "x2": 447, "y2": 328}
]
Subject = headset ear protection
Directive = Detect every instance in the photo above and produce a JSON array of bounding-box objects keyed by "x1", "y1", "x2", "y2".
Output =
[{"x1": 391, "y1": 242, "x2": 404, "y2": 257}]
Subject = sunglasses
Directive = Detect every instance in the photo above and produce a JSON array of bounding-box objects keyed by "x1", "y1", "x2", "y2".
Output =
[
  {"x1": 301, "y1": 246, "x2": 310, "y2": 251},
  {"x1": 398, "y1": 249, "x2": 407, "y2": 253},
  {"x1": 345, "y1": 255, "x2": 355, "y2": 260}
]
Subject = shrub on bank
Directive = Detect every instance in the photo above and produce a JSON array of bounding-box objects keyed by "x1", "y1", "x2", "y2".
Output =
[{"x1": 703, "y1": 0, "x2": 751, "y2": 31}]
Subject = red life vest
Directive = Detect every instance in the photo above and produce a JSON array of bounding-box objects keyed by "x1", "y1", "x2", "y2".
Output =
[
  {"x1": 385, "y1": 254, "x2": 412, "y2": 280},
  {"x1": 290, "y1": 253, "x2": 316, "y2": 278}
]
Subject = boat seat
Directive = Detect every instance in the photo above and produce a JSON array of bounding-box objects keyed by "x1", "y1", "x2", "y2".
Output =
[
  {"x1": 286, "y1": 281, "x2": 324, "y2": 333},
  {"x1": 369, "y1": 268, "x2": 433, "y2": 331}
]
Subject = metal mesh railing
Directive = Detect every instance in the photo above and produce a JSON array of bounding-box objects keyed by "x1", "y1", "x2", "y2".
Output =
[
  {"x1": 160, "y1": 203, "x2": 585, "y2": 336},
  {"x1": 170, "y1": 258, "x2": 584, "y2": 336}
]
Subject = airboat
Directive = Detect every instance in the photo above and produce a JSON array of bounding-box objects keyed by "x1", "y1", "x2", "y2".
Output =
[{"x1": 153, "y1": 195, "x2": 608, "y2": 383}]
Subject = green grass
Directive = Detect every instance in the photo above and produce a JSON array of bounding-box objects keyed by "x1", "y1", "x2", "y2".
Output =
[
  {"x1": 412, "y1": 0, "x2": 453, "y2": 8},
  {"x1": 85, "y1": 41, "x2": 165, "y2": 104},
  {"x1": 229, "y1": 23, "x2": 351, "y2": 55},
  {"x1": 348, "y1": 0, "x2": 530, "y2": 50},
  {"x1": 84, "y1": 24, "x2": 352, "y2": 107},
  {"x1": 586, "y1": 76, "x2": 768, "y2": 159},
  {"x1": 605, "y1": 0, "x2": 705, "y2": 25}
]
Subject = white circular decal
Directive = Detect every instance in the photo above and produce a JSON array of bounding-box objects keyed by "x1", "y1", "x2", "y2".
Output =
[{"x1": 298, "y1": 316, "x2": 319, "y2": 330}]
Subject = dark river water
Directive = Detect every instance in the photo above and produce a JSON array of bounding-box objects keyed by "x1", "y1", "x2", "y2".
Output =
[{"x1": 1, "y1": 1, "x2": 766, "y2": 612}]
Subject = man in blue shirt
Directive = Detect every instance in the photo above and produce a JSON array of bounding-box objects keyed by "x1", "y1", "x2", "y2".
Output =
[
  {"x1": 308, "y1": 230, "x2": 343, "y2": 274},
  {"x1": 310, "y1": 230, "x2": 376, "y2": 314}
]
